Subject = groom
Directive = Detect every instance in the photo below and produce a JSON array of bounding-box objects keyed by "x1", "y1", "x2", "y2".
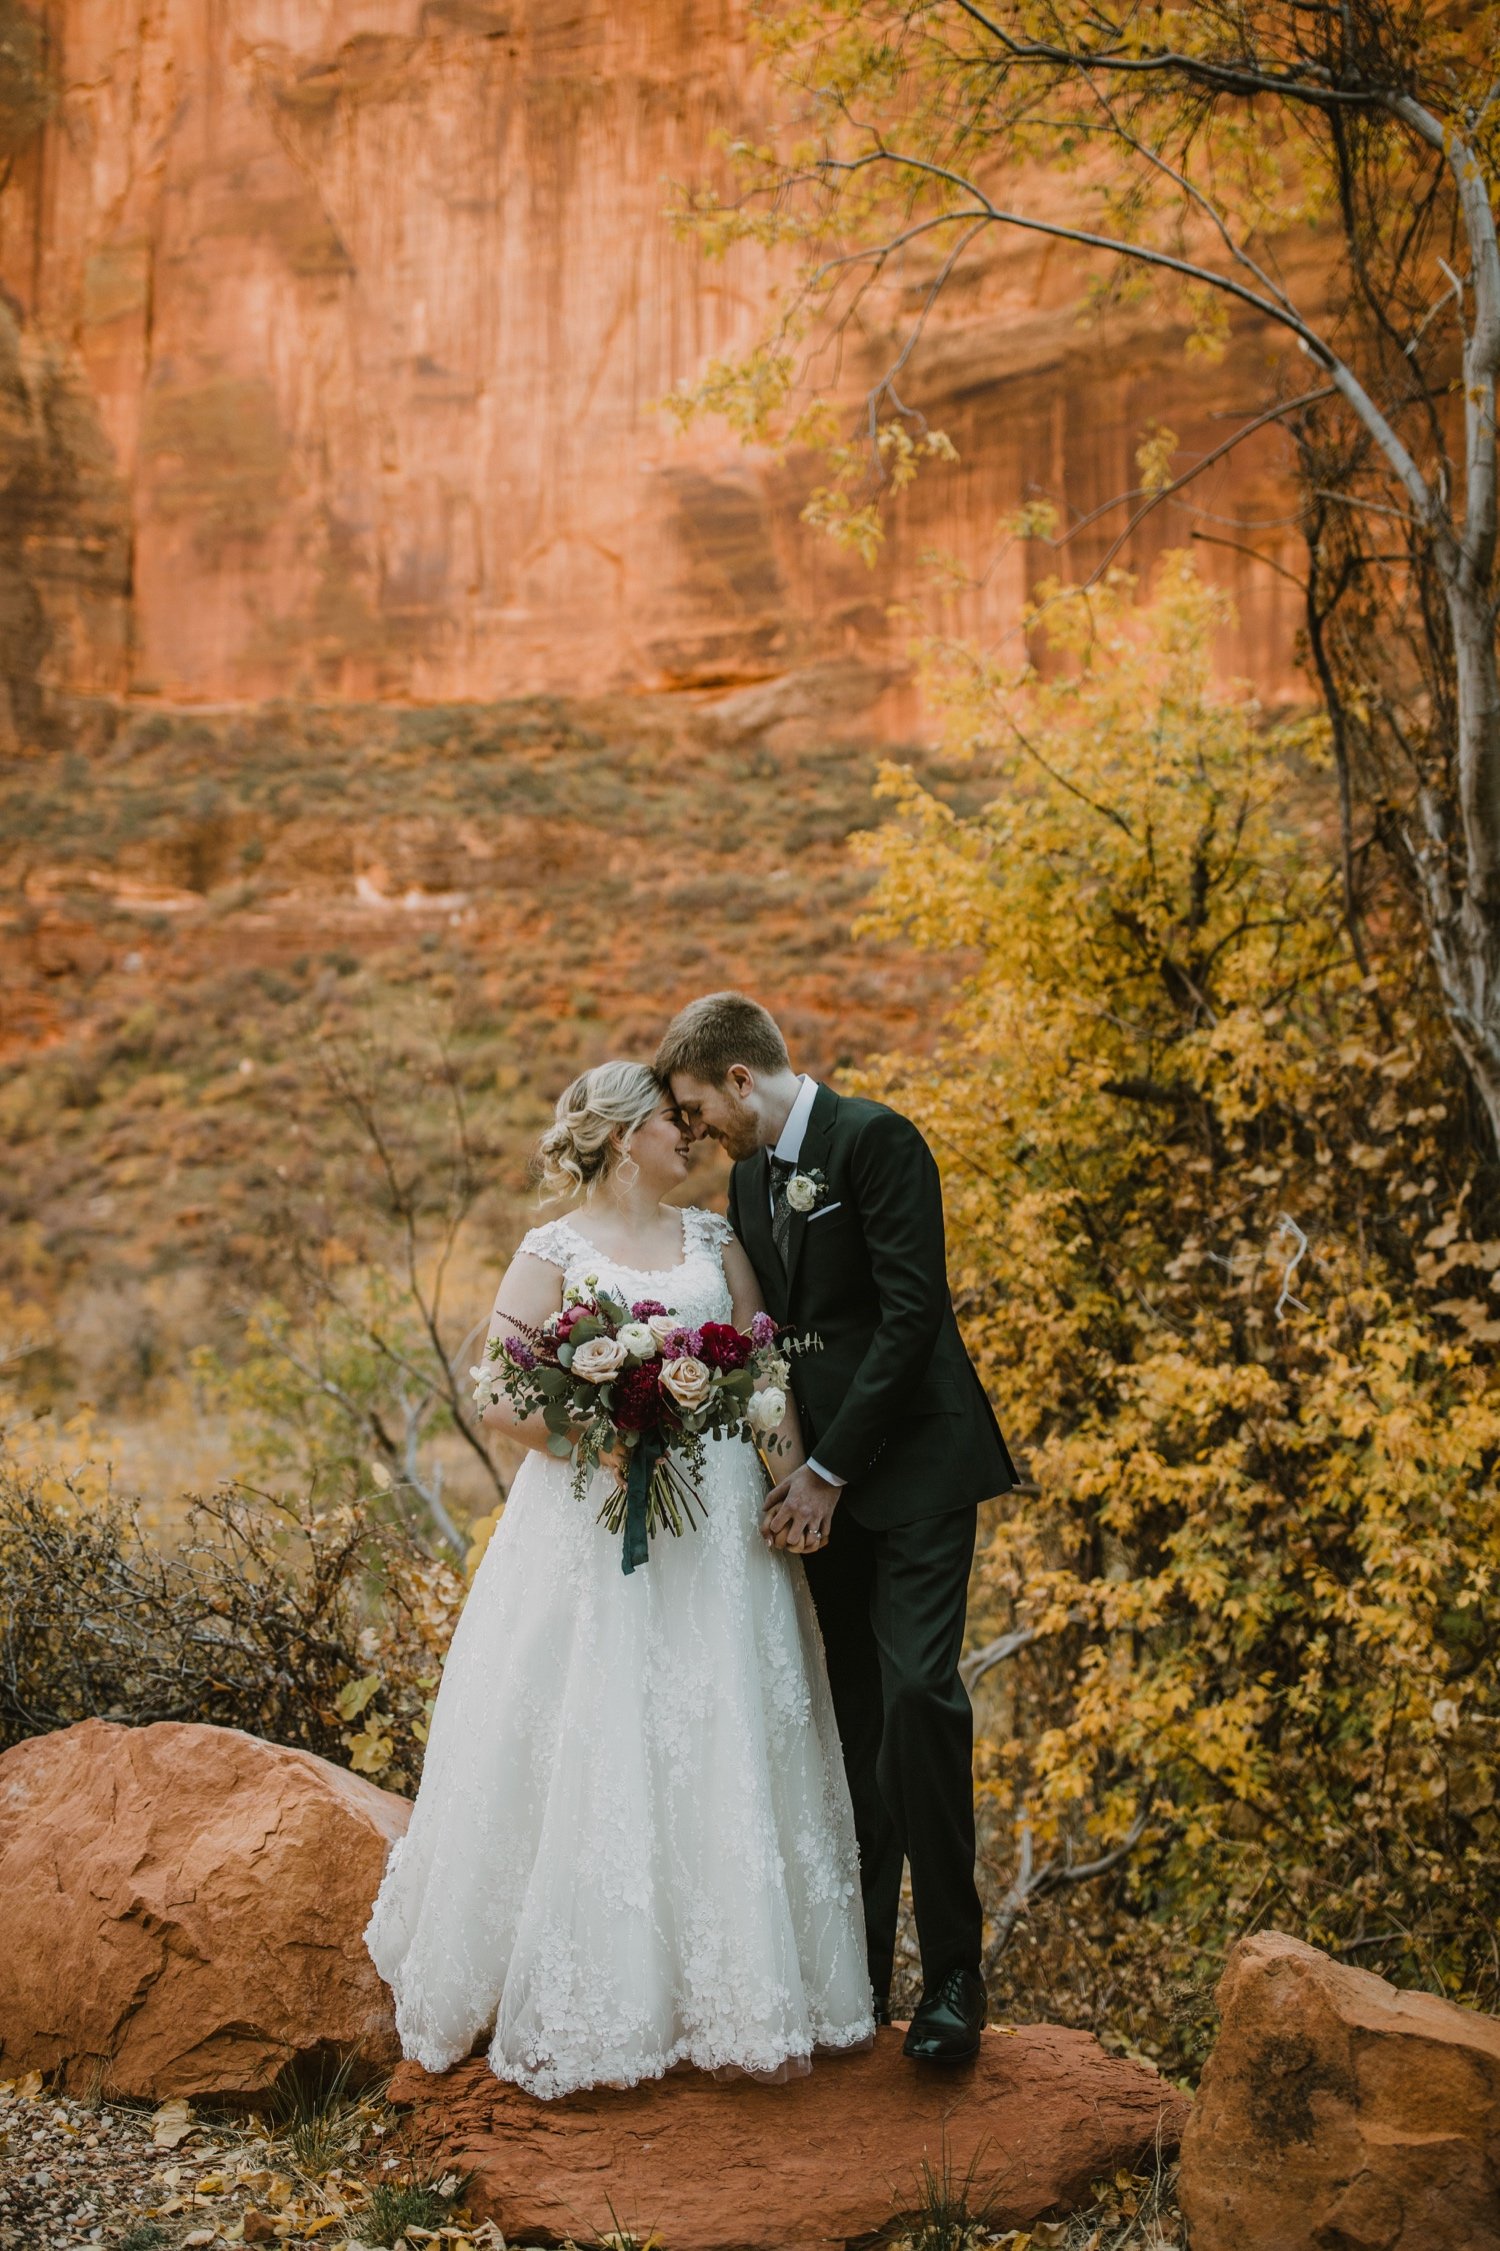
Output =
[{"x1": 656, "y1": 992, "x2": 1017, "y2": 2063}]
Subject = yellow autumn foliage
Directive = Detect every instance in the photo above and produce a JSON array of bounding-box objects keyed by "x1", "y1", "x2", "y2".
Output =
[{"x1": 857, "y1": 556, "x2": 1500, "y2": 2036}]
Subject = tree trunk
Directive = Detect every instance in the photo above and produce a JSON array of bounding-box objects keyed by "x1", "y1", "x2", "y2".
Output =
[{"x1": 1413, "y1": 578, "x2": 1500, "y2": 1152}]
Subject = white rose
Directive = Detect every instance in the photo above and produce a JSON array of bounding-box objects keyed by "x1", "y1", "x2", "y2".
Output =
[
  {"x1": 660, "y1": 1355, "x2": 712, "y2": 1411},
  {"x1": 570, "y1": 1334, "x2": 629, "y2": 1384},
  {"x1": 616, "y1": 1321, "x2": 660, "y2": 1360},
  {"x1": 747, "y1": 1386, "x2": 787, "y2": 1433},
  {"x1": 786, "y1": 1172, "x2": 819, "y2": 1213},
  {"x1": 648, "y1": 1313, "x2": 682, "y2": 1347}
]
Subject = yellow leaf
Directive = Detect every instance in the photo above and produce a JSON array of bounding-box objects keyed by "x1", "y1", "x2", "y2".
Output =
[
  {"x1": 346, "y1": 1722, "x2": 394, "y2": 1776},
  {"x1": 1135, "y1": 425, "x2": 1178, "y2": 493},
  {"x1": 335, "y1": 1673, "x2": 382, "y2": 1721}
]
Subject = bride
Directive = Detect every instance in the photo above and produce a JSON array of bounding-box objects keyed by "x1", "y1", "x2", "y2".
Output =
[{"x1": 365, "y1": 1060, "x2": 875, "y2": 2099}]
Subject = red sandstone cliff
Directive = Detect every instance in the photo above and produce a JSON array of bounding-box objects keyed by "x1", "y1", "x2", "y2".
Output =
[{"x1": 0, "y1": 0, "x2": 1308, "y2": 735}]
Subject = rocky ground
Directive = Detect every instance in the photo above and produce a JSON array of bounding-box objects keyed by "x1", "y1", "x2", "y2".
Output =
[
  {"x1": 0, "y1": 2073, "x2": 1182, "y2": 2251},
  {"x1": 0, "y1": 2076, "x2": 483, "y2": 2251}
]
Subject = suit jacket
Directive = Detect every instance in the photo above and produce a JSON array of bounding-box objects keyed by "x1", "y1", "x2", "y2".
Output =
[{"x1": 727, "y1": 1084, "x2": 1017, "y2": 1529}]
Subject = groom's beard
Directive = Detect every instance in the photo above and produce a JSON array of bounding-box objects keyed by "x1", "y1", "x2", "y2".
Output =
[{"x1": 712, "y1": 1118, "x2": 763, "y2": 1163}]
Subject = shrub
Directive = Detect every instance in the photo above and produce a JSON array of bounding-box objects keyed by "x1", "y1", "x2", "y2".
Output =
[
  {"x1": 860, "y1": 558, "x2": 1500, "y2": 2066},
  {"x1": 0, "y1": 1458, "x2": 463, "y2": 1792}
]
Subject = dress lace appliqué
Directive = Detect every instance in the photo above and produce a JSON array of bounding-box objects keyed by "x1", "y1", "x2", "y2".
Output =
[{"x1": 364, "y1": 1203, "x2": 873, "y2": 2099}]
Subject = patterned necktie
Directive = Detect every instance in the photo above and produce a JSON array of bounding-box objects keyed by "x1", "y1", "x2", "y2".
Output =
[{"x1": 769, "y1": 1155, "x2": 796, "y2": 1272}]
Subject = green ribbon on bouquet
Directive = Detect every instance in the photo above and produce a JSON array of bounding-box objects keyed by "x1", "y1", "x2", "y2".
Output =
[{"x1": 621, "y1": 1429, "x2": 663, "y2": 1575}]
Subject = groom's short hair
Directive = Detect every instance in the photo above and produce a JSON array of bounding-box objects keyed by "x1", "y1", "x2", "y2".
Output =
[{"x1": 655, "y1": 992, "x2": 790, "y2": 1086}]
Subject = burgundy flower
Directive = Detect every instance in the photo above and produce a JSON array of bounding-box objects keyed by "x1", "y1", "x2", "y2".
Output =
[
  {"x1": 749, "y1": 1311, "x2": 780, "y2": 1349},
  {"x1": 631, "y1": 1298, "x2": 670, "y2": 1321},
  {"x1": 697, "y1": 1321, "x2": 751, "y2": 1372},
  {"x1": 556, "y1": 1301, "x2": 600, "y2": 1339},
  {"x1": 612, "y1": 1362, "x2": 665, "y2": 1432}
]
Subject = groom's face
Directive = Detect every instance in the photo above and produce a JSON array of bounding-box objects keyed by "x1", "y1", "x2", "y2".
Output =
[{"x1": 669, "y1": 1068, "x2": 764, "y2": 1163}]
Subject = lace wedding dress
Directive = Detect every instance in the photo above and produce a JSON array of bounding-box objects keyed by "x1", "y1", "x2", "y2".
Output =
[{"x1": 365, "y1": 1205, "x2": 874, "y2": 2099}]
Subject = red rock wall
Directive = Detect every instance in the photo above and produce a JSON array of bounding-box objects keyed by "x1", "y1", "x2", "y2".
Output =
[{"x1": 0, "y1": 0, "x2": 1308, "y2": 730}]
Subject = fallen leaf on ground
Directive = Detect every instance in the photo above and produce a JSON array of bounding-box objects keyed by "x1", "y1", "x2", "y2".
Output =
[{"x1": 153, "y1": 2095, "x2": 196, "y2": 2147}]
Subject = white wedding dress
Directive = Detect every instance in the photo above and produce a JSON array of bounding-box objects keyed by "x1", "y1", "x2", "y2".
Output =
[{"x1": 365, "y1": 1205, "x2": 874, "y2": 2099}]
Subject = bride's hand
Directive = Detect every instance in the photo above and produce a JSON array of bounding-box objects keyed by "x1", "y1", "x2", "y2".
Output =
[{"x1": 762, "y1": 1463, "x2": 839, "y2": 1554}]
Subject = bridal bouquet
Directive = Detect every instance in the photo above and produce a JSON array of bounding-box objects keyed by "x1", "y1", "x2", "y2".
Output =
[{"x1": 472, "y1": 1279, "x2": 803, "y2": 1574}]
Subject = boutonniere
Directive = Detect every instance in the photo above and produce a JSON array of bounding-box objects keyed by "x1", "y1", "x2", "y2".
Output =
[{"x1": 785, "y1": 1165, "x2": 829, "y2": 1215}]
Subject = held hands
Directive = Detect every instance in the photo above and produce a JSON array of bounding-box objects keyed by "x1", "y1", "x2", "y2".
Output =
[{"x1": 762, "y1": 1463, "x2": 841, "y2": 1555}]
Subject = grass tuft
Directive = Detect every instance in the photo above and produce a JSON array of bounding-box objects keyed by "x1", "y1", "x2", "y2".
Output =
[
  {"x1": 266, "y1": 2049, "x2": 369, "y2": 2178},
  {"x1": 119, "y1": 2227, "x2": 169, "y2": 2251},
  {"x1": 896, "y1": 2142, "x2": 1001, "y2": 2251},
  {"x1": 363, "y1": 2164, "x2": 465, "y2": 2246}
]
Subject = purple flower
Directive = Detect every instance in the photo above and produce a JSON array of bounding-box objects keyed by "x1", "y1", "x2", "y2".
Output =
[
  {"x1": 663, "y1": 1325, "x2": 703, "y2": 1359},
  {"x1": 504, "y1": 1335, "x2": 538, "y2": 1370},
  {"x1": 750, "y1": 1311, "x2": 780, "y2": 1348},
  {"x1": 631, "y1": 1298, "x2": 670, "y2": 1321}
]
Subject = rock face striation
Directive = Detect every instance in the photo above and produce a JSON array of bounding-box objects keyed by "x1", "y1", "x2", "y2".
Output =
[
  {"x1": 0, "y1": 1718, "x2": 409, "y2": 2100},
  {"x1": 391, "y1": 2025, "x2": 1189, "y2": 2251},
  {"x1": 0, "y1": 0, "x2": 1308, "y2": 731},
  {"x1": 1178, "y1": 1929, "x2": 1500, "y2": 2251}
]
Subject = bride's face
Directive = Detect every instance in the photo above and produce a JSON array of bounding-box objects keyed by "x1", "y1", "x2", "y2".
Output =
[{"x1": 615, "y1": 1095, "x2": 691, "y2": 1195}]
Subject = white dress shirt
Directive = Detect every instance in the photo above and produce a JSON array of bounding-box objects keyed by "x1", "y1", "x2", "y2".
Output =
[
  {"x1": 767, "y1": 1076, "x2": 844, "y2": 1491},
  {"x1": 769, "y1": 1072, "x2": 822, "y2": 1205}
]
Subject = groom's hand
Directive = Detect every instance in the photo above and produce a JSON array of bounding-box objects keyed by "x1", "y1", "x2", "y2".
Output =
[{"x1": 762, "y1": 1464, "x2": 840, "y2": 1554}]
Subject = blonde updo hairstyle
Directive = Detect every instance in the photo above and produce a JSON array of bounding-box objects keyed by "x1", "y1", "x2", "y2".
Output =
[{"x1": 536, "y1": 1060, "x2": 664, "y2": 1203}]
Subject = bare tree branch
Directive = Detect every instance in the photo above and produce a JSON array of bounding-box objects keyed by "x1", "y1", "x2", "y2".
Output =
[{"x1": 985, "y1": 1795, "x2": 1156, "y2": 1970}]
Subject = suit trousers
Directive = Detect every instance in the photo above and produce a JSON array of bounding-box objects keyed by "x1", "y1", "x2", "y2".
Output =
[{"x1": 802, "y1": 1501, "x2": 982, "y2": 2002}]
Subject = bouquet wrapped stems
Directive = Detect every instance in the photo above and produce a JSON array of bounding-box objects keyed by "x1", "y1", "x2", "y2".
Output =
[{"x1": 598, "y1": 1432, "x2": 708, "y2": 1575}]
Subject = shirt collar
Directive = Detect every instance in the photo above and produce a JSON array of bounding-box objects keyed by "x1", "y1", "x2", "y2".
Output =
[{"x1": 772, "y1": 1074, "x2": 820, "y2": 1165}]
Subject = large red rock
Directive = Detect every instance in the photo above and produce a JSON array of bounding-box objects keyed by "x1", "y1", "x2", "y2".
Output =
[
  {"x1": 0, "y1": 2, "x2": 1308, "y2": 733},
  {"x1": 391, "y1": 2025, "x2": 1188, "y2": 2251},
  {"x1": 0, "y1": 1719, "x2": 409, "y2": 2100},
  {"x1": 1179, "y1": 1929, "x2": 1500, "y2": 2251}
]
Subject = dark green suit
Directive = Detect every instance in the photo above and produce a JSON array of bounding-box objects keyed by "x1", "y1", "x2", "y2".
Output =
[{"x1": 728, "y1": 1083, "x2": 1016, "y2": 2000}]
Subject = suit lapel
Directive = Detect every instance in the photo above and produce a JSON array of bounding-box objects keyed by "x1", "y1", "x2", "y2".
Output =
[
  {"x1": 784, "y1": 1083, "x2": 838, "y2": 1296},
  {"x1": 737, "y1": 1148, "x2": 783, "y2": 1314}
]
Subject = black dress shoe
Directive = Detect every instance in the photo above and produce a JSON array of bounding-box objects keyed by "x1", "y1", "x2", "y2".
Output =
[
  {"x1": 872, "y1": 1995, "x2": 893, "y2": 2027},
  {"x1": 901, "y1": 1967, "x2": 987, "y2": 2062}
]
